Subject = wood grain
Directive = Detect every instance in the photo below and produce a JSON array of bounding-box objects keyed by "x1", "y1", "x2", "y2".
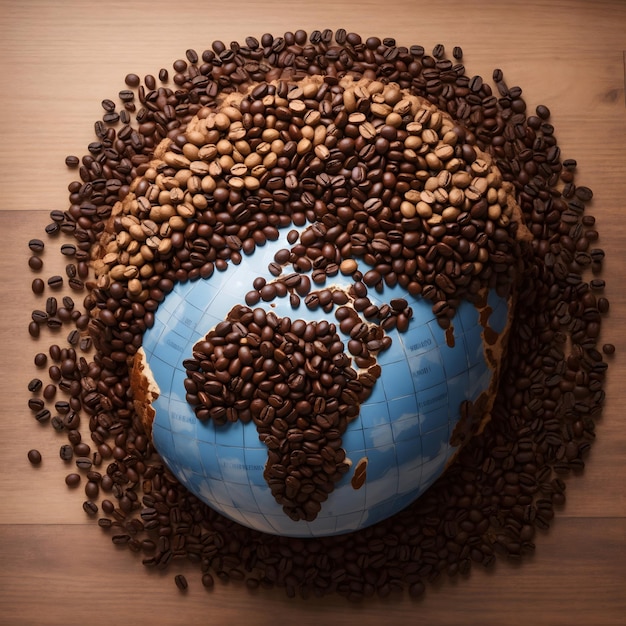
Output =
[{"x1": 0, "y1": 1, "x2": 625, "y2": 625}]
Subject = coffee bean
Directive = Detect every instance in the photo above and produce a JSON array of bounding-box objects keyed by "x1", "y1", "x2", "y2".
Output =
[
  {"x1": 31, "y1": 278, "x2": 45, "y2": 295},
  {"x1": 28, "y1": 256, "x2": 43, "y2": 270},
  {"x1": 536, "y1": 104, "x2": 551, "y2": 119},
  {"x1": 59, "y1": 445, "x2": 74, "y2": 461},
  {"x1": 83, "y1": 500, "x2": 98, "y2": 515},
  {"x1": 85, "y1": 481, "x2": 99, "y2": 499},
  {"x1": 125, "y1": 73, "x2": 140, "y2": 87},
  {"x1": 27, "y1": 449, "x2": 42, "y2": 465},
  {"x1": 174, "y1": 574, "x2": 188, "y2": 591},
  {"x1": 27, "y1": 378, "x2": 42, "y2": 393},
  {"x1": 47, "y1": 275, "x2": 63, "y2": 289},
  {"x1": 28, "y1": 239, "x2": 45, "y2": 253},
  {"x1": 61, "y1": 243, "x2": 77, "y2": 257},
  {"x1": 42, "y1": 383, "x2": 57, "y2": 401},
  {"x1": 65, "y1": 473, "x2": 81, "y2": 488},
  {"x1": 75, "y1": 457, "x2": 92, "y2": 470}
]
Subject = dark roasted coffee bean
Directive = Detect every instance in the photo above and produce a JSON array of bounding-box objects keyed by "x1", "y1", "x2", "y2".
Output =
[
  {"x1": 75, "y1": 457, "x2": 92, "y2": 470},
  {"x1": 61, "y1": 243, "x2": 76, "y2": 257},
  {"x1": 31, "y1": 278, "x2": 45, "y2": 294},
  {"x1": 174, "y1": 574, "x2": 188, "y2": 591},
  {"x1": 27, "y1": 449, "x2": 42, "y2": 465},
  {"x1": 43, "y1": 383, "x2": 57, "y2": 400},
  {"x1": 28, "y1": 255, "x2": 43, "y2": 270},
  {"x1": 67, "y1": 329, "x2": 80, "y2": 346},
  {"x1": 83, "y1": 500, "x2": 98, "y2": 515},
  {"x1": 45, "y1": 297, "x2": 57, "y2": 317},
  {"x1": 65, "y1": 473, "x2": 81, "y2": 488},
  {"x1": 47, "y1": 275, "x2": 63, "y2": 289},
  {"x1": 27, "y1": 380, "x2": 42, "y2": 397},
  {"x1": 28, "y1": 239, "x2": 45, "y2": 253}
]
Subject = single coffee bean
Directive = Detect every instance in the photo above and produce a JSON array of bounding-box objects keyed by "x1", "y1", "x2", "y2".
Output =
[
  {"x1": 47, "y1": 275, "x2": 63, "y2": 289},
  {"x1": 65, "y1": 473, "x2": 81, "y2": 487},
  {"x1": 125, "y1": 73, "x2": 140, "y2": 87},
  {"x1": 31, "y1": 278, "x2": 45, "y2": 294},
  {"x1": 75, "y1": 457, "x2": 92, "y2": 470},
  {"x1": 74, "y1": 442, "x2": 91, "y2": 457},
  {"x1": 28, "y1": 256, "x2": 43, "y2": 270},
  {"x1": 27, "y1": 449, "x2": 42, "y2": 465},
  {"x1": 174, "y1": 574, "x2": 188, "y2": 591},
  {"x1": 43, "y1": 383, "x2": 57, "y2": 400},
  {"x1": 50, "y1": 416, "x2": 64, "y2": 431},
  {"x1": 27, "y1": 378, "x2": 42, "y2": 393},
  {"x1": 61, "y1": 243, "x2": 77, "y2": 257},
  {"x1": 85, "y1": 481, "x2": 99, "y2": 499},
  {"x1": 83, "y1": 500, "x2": 98, "y2": 515},
  {"x1": 34, "y1": 409, "x2": 51, "y2": 423},
  {"x1": 68, "y1": 277, "x2": 85, "y2": 291},
  {"x1": 45, "y1": 297, "x2": 57, "y2": 317},
  {"x1": 60, "y1": 445, "x2": 74, "y2": 461},
  {"x1": 28, "y1": 239, "x2": 45, "y2": 252},
  {"x1": 31, "y1": 310, "x2": 48, "y2": 324}
]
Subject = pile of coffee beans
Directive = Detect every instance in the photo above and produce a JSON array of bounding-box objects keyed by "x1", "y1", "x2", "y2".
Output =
[
  {"x1": 184, "y1": 304, "x2": 388, "y2": 522},
  {"x1": 25, "y1": 29, "x2": 611, "y2": 600},
  {"x1": 93, "y1": 76, "x2": 523, "y2": 333}
]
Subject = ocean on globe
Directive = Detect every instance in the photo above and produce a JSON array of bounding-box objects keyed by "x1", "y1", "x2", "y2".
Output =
[{"x1": 141, "y1": 225, "x2": 509, "y2": 538}]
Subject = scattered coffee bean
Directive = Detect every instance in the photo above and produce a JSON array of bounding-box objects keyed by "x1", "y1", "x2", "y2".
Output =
[
  {"x1": 174, "y1": 574, "x2": 188, "y2": 591},
  {"x1": 124, "y1": 73, "x2": 140, "y2": 87},
  {"x1": 47, "y1": 275, "x2": 63, "y2": 290},
  {"x1": 28, "y1": 256, "x2": 43, "y2": 270},
  {"x1": 27, "y1": 449, "x2": 42, "y2": 465},
  {"x1": 65, "y1": 473, "x2": 81, "y2": 488},
  {"x1": 27, "y1": 378, "x2": 42, "y2": 393},
  {"x1": 28, "y1": 239, "x2": 45, "y2": 253},
  {"x1": 31, "y1": 278, "x2": 45, "y2": 294},
  {"x1": 83, "y1": 500, "x2": 98, "y2": 515},
  {"x1": 60, "y1": 444, "x2": 74, "y2": 461}
]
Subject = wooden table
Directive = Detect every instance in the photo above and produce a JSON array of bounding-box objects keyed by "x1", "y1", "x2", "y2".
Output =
[{"x1": 0, "y1": 1, "x2": 624, "y2": 624}]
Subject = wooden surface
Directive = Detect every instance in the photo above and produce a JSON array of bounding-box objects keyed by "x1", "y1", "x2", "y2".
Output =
[{"x1": 0, "y1": 1, "x2": 625, "y2": 624}]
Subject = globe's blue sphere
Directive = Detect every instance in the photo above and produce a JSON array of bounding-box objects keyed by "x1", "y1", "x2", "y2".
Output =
[{"x1": 142, "y1": 225, "x2": 508, "y2": 537}]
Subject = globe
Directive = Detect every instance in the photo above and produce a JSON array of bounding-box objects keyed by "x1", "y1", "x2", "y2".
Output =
[{"x1": 141, "y1": 224, "x2": 509, "y2": 537}]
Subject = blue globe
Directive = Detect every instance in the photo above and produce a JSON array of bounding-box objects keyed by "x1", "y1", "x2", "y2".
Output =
[{"x1": 141, "y1": 224, "x2": 509, "y2": 537}]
